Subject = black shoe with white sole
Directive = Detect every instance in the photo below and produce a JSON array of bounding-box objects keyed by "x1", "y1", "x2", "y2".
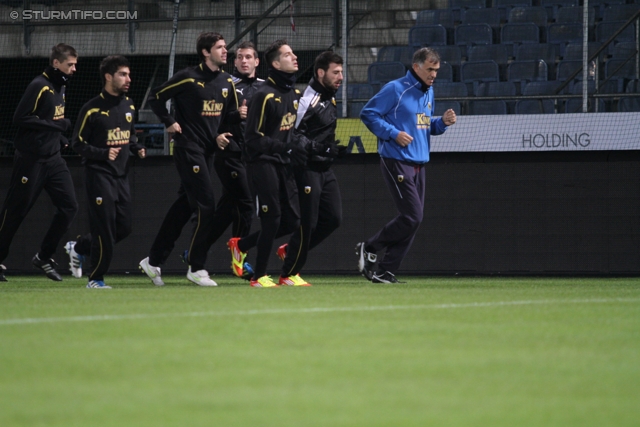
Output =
[
  {"x1": 356, "y1": 242, "x2": 376, "y2": 281},
  {"x1": 32, "y1": 254, "x2": 63, "y2": 281},
  {"x1": 371, "y1": 271, "x2": 401, "y2": 284}
]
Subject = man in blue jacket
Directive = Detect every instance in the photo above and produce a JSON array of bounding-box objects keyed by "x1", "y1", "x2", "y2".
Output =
[{"x1": 357, "y1": 47, "x2": 456, "y2": 283}]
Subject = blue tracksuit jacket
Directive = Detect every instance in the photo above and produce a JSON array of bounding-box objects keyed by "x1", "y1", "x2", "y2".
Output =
[{"x1": 360, "y1": 70, "x2": 448, "y2": 164}]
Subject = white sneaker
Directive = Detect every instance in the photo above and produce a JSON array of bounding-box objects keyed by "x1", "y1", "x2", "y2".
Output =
[
  {"x1": 139, "y1": 257, "x2": 164, "y2": 286},
  {"x1": 187, "y1": 267, "x2": 218, "y2": 287},
  {"x1": 64, "y1": 241, "x2": 83, "y2": 278}
]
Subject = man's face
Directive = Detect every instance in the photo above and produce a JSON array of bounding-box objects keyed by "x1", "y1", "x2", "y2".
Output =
[
  {"x1": 318, "y1": 62, "x2": 343, "y2": 91},
  {"x1": 273, "y1": 45, "x2": 298, "y2": 73},
  {"x1": 206, "y1": 40, "x2": 228, "y2": 67},
  {"x1": 413, "y1": 59, "x2": 439, "y2": 87},
  {"x1": 107, "y1": 66, "x2": 131, "y2": 95},
  {"x1": 234, "y1": 48, "x2": 259, "y2": 78},
  {"x1": 53, "y1": 56, "x2": 77, "y2": 75}
]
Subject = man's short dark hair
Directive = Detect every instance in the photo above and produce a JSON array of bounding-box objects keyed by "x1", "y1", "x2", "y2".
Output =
[
  {"x1": 99, "y1": 55, "x2": 130, "y2": 86},
  {"x1": 196, "y1": 32, "x2": 224, "y2": 61},
  {"x1": 412, "y1": 47, "x2": 440, "y2": 66},
  {"x1": 236, "y1": 41, "x2": 258, "y2": 57},
  {"x1": 50, "y1": 43, "x2": 77, "y2": 65},
  {"x1": 264, "y1": 39, "x2": 289, "y2": 68},
  {"x1": 314, "y1": 50, "x2": 343, "y2": 76}
]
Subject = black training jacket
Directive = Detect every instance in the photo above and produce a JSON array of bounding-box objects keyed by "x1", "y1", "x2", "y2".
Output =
[
  {"x1": 72, "y1": 90, "x2": 142, "y2": 177},
  {"x1": 295, "y1": 77, "x2": 338, "y2": 170},
  {"x1": 147, "y1": 63, "x2": 241, "y2": 155},
  {"x1": 222, "y1": 71, "x2": 265, "y2": 155},
  {"x1": 244, "y1": 76, "x2": 302, "y2": 165},
  {"x1": 13, "y1": 66, "x2": 71, "y2": 159}
]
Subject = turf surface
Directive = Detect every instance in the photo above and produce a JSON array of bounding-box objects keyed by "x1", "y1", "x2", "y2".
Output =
[{"x1": 1, "y1": 275, "x2": 639, "y2": 426}]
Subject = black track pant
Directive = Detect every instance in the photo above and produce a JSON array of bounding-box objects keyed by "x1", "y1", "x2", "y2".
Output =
[
  {"x1": 76, "y1": 169, "x2": 132, "y2": 282},
  {"x1": 209, "y1": 153, "x2": 253, "y2": 242},
  {"x1": 238, "y1": 161, "x2": 299, "y2": 279},
  {"x1": 0, "y1": 153, "x2": 77, "y2": 263},
  {"x1": 281, "y1": 167, "x2": 342, "y2": 277},
  {"x1": 148, "y1": 146, "x2": 216, "y2": 271}
]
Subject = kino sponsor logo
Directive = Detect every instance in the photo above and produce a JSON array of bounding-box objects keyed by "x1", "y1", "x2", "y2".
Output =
[
  {"x1": 53, "y1": 105, "x2": 65, "y2": 120},
  {"x1": 280, "y1": 113, "x2": 296, "y2": 131},
  {"x1": 202, "y1": 101, "x2": 223, "y2": 117},
  {"x1": 416, "y1": 113, "x2": 430, "y2": 129},
  {"x1": 107, "y1": 128, "x2": 130, "y2": 146},
  {"x1": 522, "y1": 133, "x2": 591, "y2": 149}
]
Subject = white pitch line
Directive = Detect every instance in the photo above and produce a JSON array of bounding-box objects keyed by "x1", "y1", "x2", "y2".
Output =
[{"x1": 1, "y1": 298, "x2": 639, "y2": 326}]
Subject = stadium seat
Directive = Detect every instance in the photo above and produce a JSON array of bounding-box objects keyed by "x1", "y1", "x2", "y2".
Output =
[
  {"x1": 591, "y1": 0, "x2": 627, "y2": 19},
  {"x1": 461, "y1": 60, "x2": 500, "y2": 94},
  {"x1": 611, "y1": 42, "x2": 639, "y2": 60},
  {"x1": 461, "y1": 7, "x2": 501, "y2": 28},
  {"x1": 377, "y1": 46, "x2": 416, "y2": 68},
  {"x1": 554, "y1": 5, "x2": 595, "y2": 30},
  {"x1": 416, "y1": 9, "x2": 455, "y2": 27},
  {"x1": 449, "y1": 0, "x2": 486, "y2": 22},
  {"x1": 605, "y1": 58, "x2": 637, "y2": 91},
  {"x1": 565, "y1": 81, "x2": 606, "y2": 113},
  {"x1": 508, "y1": 60, "x2": 549, "y2": 94},
  {"x1": 367, "y1": 62, "x2": 407, "y2": 90},
  {"x1": 516, "y1": 44, "x2": 558, "y2": 78},
  {"x1": 409, "y1": 24, "x2": 448, "y2": 49},
  {"x1": 597, "y1": 79, "x2": 621, "y2": 94},
  {"x1": 416, "y1": 9, "x2": 455, "y2": 40},
  {"x1": 469, "y1": 44, "x2": 510, "y2": 66},
  {"x1": 507, "y1": 6, "x2": 548, "y2": 27},
  {"x1": 556, "y1": 60, "x2": 586, "y2": 82},
  {"x1": 602, "y1": 4, "x2": 640, "y2": 21},
  {"x1": 494, "y1": 0, "x2": 534, "y2": 23},
  {"x1": 336, "y1": 83, "x2": 375, "y2": 101},
  {"x1": 515, "y1": 99, "x2": 557, "y2": 113},
  {"x1": 548, "y1": 23, "x2": 583, "y2": 56},
  {"x1": 469, "y1": 100, "x2": 508, "y2": 115},
  {"x1": 461, "y1": 8, "x2": 501, "y2": 41},
  {"x1": 596, "y1": 21, "x2": 636, "y2": 54},
  {"x1": 541, "y1": 0, "x2": 579, "y2": 21},
  {"x1": 476, "y1": 81, "x2": 518, "y2": 113},
  {"x1": 434, "y1": 100, "x2": 462, "y2": 116},
  {"x1": 619, "y1": 79, "x2": 640, "y2": 112},
  {"x1": 523, "y1": 80, "x2": 563, "y2": 95},
  {"x1": 433, "y1": 81, "x2": 469, "y2": 98},
  {"x1": 435, "y1": 46, "x2": 462, "y2": 79},
  {"x1": 563, "y1": 42, "x2": 604, "y2": 62},
  {"x1": 518, "y1": 80, "x2": 562, "y2": 113},
  {"x1": 501, "y1": 23, "x2": 541, "y2": 57},
  {"x1": 475, "y1": 81, "x2": 517, "y2": 97},
  {"x1": 468, "y1": 44, "x2": 510, "y2": 79},
  {"x1": 437, "y1": 61, "x2": 454, "y2": 82},
  {"x1": 455, "y1": 23, "x2": 493, "y2": 58}
]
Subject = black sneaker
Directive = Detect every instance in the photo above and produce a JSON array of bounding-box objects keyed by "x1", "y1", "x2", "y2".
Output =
[
  {"x1": 0, "y1": 264, "x2": 6, "y2": 282},
  {"x1": 32, "y1": 254, "x2": 62, "y2": 281},
  {"x1": 371, "y1": 271, "x2": 401, "y2": 284},
  {"x1": 356, "y1": 242, "x2": 376, "y2": 280}
]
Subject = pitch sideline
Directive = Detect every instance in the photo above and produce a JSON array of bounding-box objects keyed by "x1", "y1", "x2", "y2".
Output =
[{"x1": 1, "y1": 297, "x2": 639, "y2": 326}]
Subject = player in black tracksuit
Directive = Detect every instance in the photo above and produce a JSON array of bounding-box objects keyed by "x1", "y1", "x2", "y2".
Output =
[
  {"x1": 280, "y1": 51, "x2": 347, "y2": 282},
  {"x1": 227, "y1": 40, "x2": 332, "y2": 287},
  {"x1": 207, "y1": 42, "x2": 263, "y2": 250},
  {"x1": 139, "y1": 32, "x2": 242, "y2": 287},
  {"x1": 71, "y1": 56, "x2": 145, "y2": 289},
  {"x1": 0, "y1": 44, "x2": 79, "y2": 282}
]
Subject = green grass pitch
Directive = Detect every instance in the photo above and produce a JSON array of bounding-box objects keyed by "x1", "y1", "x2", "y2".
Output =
[{"x1": 1, "y1": 274, "x2": 639, "y2": 427}]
